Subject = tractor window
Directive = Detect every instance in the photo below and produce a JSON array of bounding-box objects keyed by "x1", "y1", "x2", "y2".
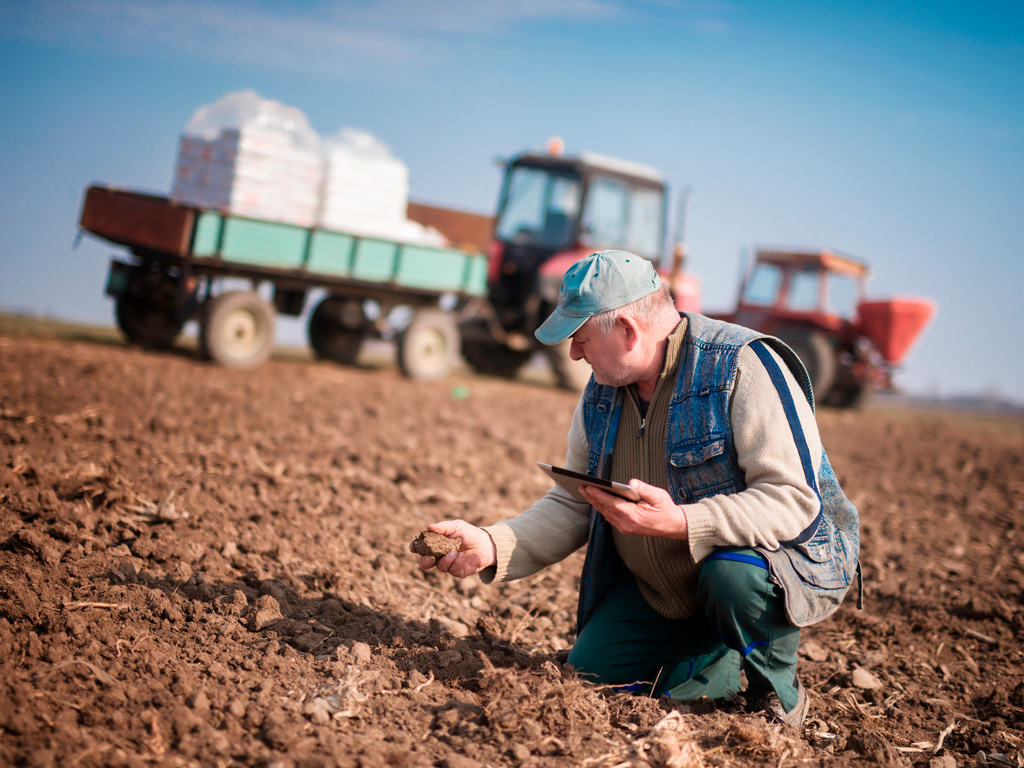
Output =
[
  {"x1": 743, "y1": 264, "x2": 782, "y2": 305},
  {"x1": 625, "y1": 186, "x2": 663, "y2": 260},
  {"x1": 787, "y1": 270, "x2": 820, "y2": 311},
  {"x1": 582, "y1": 178, "x2": 628, "y2": 250},
  {"x1": 495, "y1": 166, "x2": 580, "y2": 249},
  {"x1": 826, "y1": 272, "x2": 859, "y2": 319}
]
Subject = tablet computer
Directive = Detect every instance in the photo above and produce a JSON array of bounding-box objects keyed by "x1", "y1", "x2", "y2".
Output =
[{"x1": 537, "y1": 462, "x2": 641, "y2": 503}]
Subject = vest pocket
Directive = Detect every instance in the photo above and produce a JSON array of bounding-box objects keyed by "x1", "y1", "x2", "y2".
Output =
[
  {"x1": 669, "y1": 433, "x2": 727, "y2": 466},
  {"x1": 783, "y1": 517, "x2": 855, "y2": 590},
  {"x1": 668, "y1": 433, "x2": 738, "y2": 501}
]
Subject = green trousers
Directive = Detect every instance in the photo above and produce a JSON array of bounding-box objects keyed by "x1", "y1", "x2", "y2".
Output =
[{"x1": 567, "y1": 549, "x2": 801, "y2": 711}]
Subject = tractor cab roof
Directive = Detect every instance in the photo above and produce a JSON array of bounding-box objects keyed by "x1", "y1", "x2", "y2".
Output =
[
  {"x1": 508, "y1": 151, "x2": 666, "y2": 187},
  {"x1": 755, "y1": 248, "x2": 870, "y2": 279}
]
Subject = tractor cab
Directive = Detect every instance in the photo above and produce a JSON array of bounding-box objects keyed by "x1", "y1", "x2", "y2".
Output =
[
  {"x1": 486, "y1": 148, "x2": 668, "y2": 339},
  {"x1": 717, "y1": 248, "x2": 934, "y2": 407},
  {"x1": 733, "y1": 249, "x2": 868, "y2": 333}
]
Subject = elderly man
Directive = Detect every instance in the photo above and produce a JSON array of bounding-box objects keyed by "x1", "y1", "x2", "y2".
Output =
[{"x1": 414, "y1": 250, "x2": 860, "y2": 727}]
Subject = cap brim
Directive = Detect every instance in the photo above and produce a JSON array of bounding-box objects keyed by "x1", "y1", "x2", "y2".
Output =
[{"x1": 534, "y1": 308, "x2": 589, "y2": 345}]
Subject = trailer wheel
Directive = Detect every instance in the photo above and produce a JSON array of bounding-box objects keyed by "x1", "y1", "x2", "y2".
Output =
[
  {"x1": 200, "y1": 291, "x2": 276, "y2": 369},
  {"x1": 397, "y1": 308, "x2": 459, "y2": 381},
  {"x1": 115, "y1": 294, "x2": 184, "y2": 349},
  {"x1": 308, "y1": 297, "x2": 364, "y2": 365},
  {"x1": 777, "y1": 328, "x2": 836, "y2": 403},
  {"x1": 546, "y1": 341, "x2": 593, "y2": 391}
]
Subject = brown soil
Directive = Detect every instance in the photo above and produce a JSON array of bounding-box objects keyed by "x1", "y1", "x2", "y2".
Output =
[
  {"x1": 1, "y1": 331, "x2": 1022, "y2": 768},
  {"x1": 411, "y1": 532, "x2": 462, "y2": 559}
]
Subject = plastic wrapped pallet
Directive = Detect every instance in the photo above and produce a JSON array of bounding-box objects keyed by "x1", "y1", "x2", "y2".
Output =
[
  {"x1": 170, "y1": 91, "x2": 447, "y2": 246},
  {"x1": 318, "y1": 128, "x2": 446, "y2": 245},
  {"x1": 171, "y1": 91, "x2": 323, "y2": 227}
]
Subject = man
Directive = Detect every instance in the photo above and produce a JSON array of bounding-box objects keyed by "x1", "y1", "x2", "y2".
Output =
[{"x1": 413, "y1": 250, "x2": 860, "y2": 728}]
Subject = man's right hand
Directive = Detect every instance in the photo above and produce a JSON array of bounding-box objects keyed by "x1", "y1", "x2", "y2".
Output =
[{"x1": 409, "y1": 520, "x2": 496, "y2": 579}]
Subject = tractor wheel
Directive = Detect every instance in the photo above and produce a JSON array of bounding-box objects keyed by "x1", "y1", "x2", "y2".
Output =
[
  {"x1": 308, "y1": 296, "x2": 364, "y2": 365},
  {"x1": 777, "y1": 328, "x2": 836, "y2": 403},
  {"x1": 397, "y1": 308, "x2": 460, "y2": 381},
  {"x1": 115, "y1": 294, "x2": 184, "y2": 349},
  {"x1": 830, "y1": 381, "x2": 873, "y2": 410},
  {"x1": 545, "y1": 341, "x2": 593, "y2": 392},
  {"x1": 200, "y1": 291, "x2": 276, "y2": 369},
  {"x1": 461, "y1": 337, "x2": 533, "y2": 380}
]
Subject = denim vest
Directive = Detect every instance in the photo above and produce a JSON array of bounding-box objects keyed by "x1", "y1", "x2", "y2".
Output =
[{"x1": 577, "y1": 313, "x2": 861, "y2": 630}]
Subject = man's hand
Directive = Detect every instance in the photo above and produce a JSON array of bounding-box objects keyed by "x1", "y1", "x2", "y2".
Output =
[
  {"x1": 409, "y1": 520, "x2": 497, "y2": 579},
  {"x1": 580, "y1": 480, "x2": 689, "y2": 540}
]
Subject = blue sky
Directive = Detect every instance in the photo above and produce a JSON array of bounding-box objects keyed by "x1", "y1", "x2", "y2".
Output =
[{"x1": 1, "y1": 1, "x2": 1022, "y2": 401}]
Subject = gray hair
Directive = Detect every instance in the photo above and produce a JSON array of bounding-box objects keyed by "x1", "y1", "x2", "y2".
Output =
[{"x1": 586, "y1": 285, "x2": 675, "y2": 335}]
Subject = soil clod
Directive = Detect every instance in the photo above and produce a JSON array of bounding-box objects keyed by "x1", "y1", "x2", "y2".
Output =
[{"x1": 410, "y1": 531, "x2": 462, "y2": 558}]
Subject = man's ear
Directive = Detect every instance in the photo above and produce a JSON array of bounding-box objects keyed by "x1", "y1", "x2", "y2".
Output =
[{"x1": 617, "y1": 314, "x2": 642, "y2": 350}]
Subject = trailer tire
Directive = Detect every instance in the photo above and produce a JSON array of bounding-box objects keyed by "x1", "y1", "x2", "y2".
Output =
[
  {"x1": 777, "y1": 328, "x2": 836, "y2": 404},
  {"x1": 115, "y1": 294, "x2": 184, "y2": 349},
  {"x1": 200, "y1": 291, "x2": 276, "y2": 369},
  {"x1": 545, "y1": 341, "x2": 593, "y2": 391},
  {"x1": 397, "y1": 309, "x2": 459, "y2": 381},
  {"x1": 308, "y1": 297, "x2": 364, "y2": 365}
]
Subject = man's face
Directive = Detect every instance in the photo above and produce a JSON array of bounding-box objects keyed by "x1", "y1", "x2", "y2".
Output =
[{"x1": 568, "y1": 319, "x2": 636, "y2": 387}]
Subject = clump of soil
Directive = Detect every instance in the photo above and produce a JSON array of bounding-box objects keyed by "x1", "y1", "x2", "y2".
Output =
[{"x1": 411, "y1": 530, "x2": 462, "y2": 558}]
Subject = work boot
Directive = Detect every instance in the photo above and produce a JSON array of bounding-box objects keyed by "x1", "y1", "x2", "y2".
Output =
[{"x1": 751, "y1": 681, "x2": 809, "y2": 729}]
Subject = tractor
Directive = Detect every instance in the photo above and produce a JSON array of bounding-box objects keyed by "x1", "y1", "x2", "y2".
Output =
[
  {"x1": 712, "y1": 248, "x2": 935, "y2": 407},
  {"x1": 457, "y1": 141, "x2": 699, "y2": 389}
]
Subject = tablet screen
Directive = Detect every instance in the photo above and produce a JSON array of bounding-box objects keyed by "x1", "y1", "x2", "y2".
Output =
[{"x1": 537, "y1": 462, "x2": 641, "y2": 502}]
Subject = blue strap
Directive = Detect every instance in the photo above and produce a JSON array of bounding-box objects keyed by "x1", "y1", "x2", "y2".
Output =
[
  {"x1": 750, "y1": 342, "x2": 820, "y2": 503},
  {"x1": 738, "y1": 638, "x2": 770, "y2": 656},
  {"x1": 751, "y1": 342, "x2": 822, "y2": 545},
  {"x1": 705, "y1": 551, "x2": 768, "y2": 569},
  {"x1": 615, "y1": 681, "x2": 654, "y2": 693}
]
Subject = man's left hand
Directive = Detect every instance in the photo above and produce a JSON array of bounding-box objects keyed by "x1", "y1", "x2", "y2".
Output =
[{"x1": 580, "y1": 480, "x2": 688, "y2": 540}]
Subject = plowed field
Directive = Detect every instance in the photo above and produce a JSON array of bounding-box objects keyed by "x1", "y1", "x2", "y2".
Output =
[{"x1": 1, "y1": 329, "x2": 1022, "y2": 768}]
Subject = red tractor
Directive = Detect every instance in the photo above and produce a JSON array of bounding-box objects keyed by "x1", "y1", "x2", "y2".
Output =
[
  {"x1": 457, "y1": 141, "x2": 699, "y2": 389},
  {"x1": 712, "y1": 249, "x2": 935, "y2": 407}
]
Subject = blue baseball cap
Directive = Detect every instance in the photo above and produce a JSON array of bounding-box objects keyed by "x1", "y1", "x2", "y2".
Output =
[{"x1": 534, "y1": 250, "x2": 661, "y2": 345}]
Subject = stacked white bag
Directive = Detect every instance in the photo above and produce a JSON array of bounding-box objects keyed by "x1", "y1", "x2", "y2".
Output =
[
  {"x1": 171, "y1": 91, "x2": 322, "y2": 227},
  {"x1": 171, "y1": 91, "x2": 446, "y2": 246}
]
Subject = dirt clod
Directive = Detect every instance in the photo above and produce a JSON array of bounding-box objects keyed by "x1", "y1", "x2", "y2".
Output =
[
  {"x1": 411, "y1": 531, "x2": 462, "y2": 558},
  {"x1": 246, "y1": 594, "x2": 283, "y2": 630}
]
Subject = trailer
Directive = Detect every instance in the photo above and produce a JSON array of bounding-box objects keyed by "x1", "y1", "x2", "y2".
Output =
[{"x1": 78, "y1": 184, "x2": 489, "y2": 378}]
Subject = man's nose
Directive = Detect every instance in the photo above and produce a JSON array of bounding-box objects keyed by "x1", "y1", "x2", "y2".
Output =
[{"x1": 569, "y1": 340, "x2": 585, "y2": 361}]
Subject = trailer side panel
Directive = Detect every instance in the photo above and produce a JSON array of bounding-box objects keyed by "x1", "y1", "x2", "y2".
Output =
[{"x1": 79, "y1": 186, "x2": 194, "y2": 257}]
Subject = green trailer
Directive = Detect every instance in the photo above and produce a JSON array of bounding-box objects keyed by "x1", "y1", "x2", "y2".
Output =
[{"x1": 77, "y1": 184, "x2": 489, "y2": 378}]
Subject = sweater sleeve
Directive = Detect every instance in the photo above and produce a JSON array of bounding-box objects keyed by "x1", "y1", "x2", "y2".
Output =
[
  {"x1": 685, "y1": 343, "x2": 823, "y2": 564},
  {"x1": 481, "y1": 396, "x2": 593, "y2": 584}
]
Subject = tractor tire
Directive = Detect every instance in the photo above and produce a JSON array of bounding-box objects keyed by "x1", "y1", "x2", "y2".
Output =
[
  {"x1": 829, "y1": 381, "x2": 873, "y2": 410},
  {"x1": 397, "y1": 308, "x2": 460, "y2": 381},
  {"x1": 545, "y1": 341, "x2": 593, "y2": 392},
  {"x1": 308, "y1": 296, "x2": 364, "y2": 365},
  {"x1": 115, "y1": 294, "x2": 184, "y2": 350},
  {"x1": 777, "y1": 328, "x2": 836, "y2": 403},
  {"x1": 461, "y1": 337, "x2": 533, "y2": 380},
  {"x1": 200, "y1": 290, "x2": 276, "y2": 370}
]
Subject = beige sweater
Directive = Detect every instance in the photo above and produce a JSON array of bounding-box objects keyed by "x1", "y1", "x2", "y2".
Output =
[{"x1": 483, "y1": 319, "x2": 822, "y2": 620}]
